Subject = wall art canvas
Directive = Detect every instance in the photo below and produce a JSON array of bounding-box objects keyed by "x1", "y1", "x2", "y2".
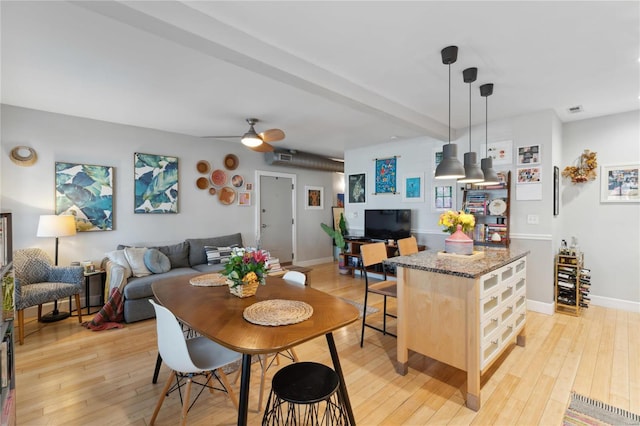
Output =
[
  {"x1": 401, "y1": 173, "x2": 424, "y2": 202},
  {"x1": 517, "y1": 144, "x2": 541, "y2": 165},
  {"x1": 348, "y1": 173, "x2": 366, "y2": 203},
  {"x1": 134, "y1": 153, "x2": 179, "y2": 213},
  {"x1": 55, "y1": 162, "x2": 113, "y2": 231},
  {"x1": 431, "y1": 184, "x2": 455, "y2": 212},
  {"x1": 305, "y1": 186, "x2": 324, "y2": 209},
  {"x1": 375, "y1": 157, "x2": 397, "y2": 194},
  {"x1": 600, "y1": 164, "x2": 639, "y2": 203}
]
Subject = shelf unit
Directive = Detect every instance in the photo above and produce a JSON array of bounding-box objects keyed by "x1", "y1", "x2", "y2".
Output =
[
  {"x1": 462, "y1": 171, "x2": 511, "y2": 248},
  {"x1": 0, "y1": 212, "x2": 15, "y2": 426},
  {"x1": 555, "y1": 251, "x2": 591, "y2": 316}
]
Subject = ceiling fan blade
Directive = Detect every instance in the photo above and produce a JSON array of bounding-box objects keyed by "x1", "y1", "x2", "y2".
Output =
[
  {"x1": 249, "y1": 141, "x2": 274, "y2": 152},
  {"x1": 259, "y1": 128, "x2": 285, "y2": 143}
]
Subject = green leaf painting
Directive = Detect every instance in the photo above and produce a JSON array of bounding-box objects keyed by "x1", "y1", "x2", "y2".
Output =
[
  {"x1": 134, "y1": 153, "x2": 179, "y2": 213},
  {"x1": 55, "y1": 162, "x2": 114, "y2": 231}
]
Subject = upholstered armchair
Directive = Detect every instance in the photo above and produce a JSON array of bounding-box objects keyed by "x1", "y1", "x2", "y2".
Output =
[{"x1": 14, "y1": 248, "x2": 84, "y2": 344}]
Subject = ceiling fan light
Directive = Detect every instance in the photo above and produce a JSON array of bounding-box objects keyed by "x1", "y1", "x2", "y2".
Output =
[
  {"x1": 458, "y1": 151, "x2": 485, "y2": 183},
  {"x1": 435, "y1": 143, "x2": 465, "y2": 179},
  {"x1": 476, "y1": 157, "x2": 500, "y2": 186},
  {"x1": 241, "y1": 130, "x2": 262, "y2": 147}
]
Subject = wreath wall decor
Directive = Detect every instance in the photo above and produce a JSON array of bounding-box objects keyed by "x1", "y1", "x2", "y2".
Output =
[{"x1": 562, "y1": 149, "x2": 597, "y2": 183}]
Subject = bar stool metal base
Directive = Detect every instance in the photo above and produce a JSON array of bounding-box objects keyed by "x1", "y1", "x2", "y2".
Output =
[{"x1": 262, "y1": 362, "x2": 349, "y2": 425}]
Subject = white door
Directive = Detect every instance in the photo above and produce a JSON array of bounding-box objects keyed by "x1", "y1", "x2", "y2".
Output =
[{"x1": 258, "y1": 173, "x2": 295, "y2": 263}]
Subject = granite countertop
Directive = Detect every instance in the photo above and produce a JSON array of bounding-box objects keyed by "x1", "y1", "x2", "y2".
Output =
[{"x1": 385, "y1": 247, "x2": 529, "y2": 279}]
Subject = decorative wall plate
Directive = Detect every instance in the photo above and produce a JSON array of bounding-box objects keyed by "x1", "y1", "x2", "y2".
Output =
[
  {"x1": 231, "y1": 174, "x2": 244, "y2": 188},
  {"x1": 224, "y1": 154, "x2": 239, "y2": 170},
  {"x1": 208, "y1": 187, "x2": 217, "y2": 196},
  {"x1": 211, "y1": 169, "x2": 227, "y2": 186},
  {"x1": 10, "y1": 146, "x2": 38, "y2": 166},
  {"x1": 218, "y1": 186, "x2": 236, "y2": 205},
  {"x1": 489, "y1": 199, "x2": 507, "y2": 216},
  {"x1": 196, "y1": 177, "x2": 209, "y2": 190},
  {"x1": 196, "y1": 160, "x2": 210, "y2": 174}
]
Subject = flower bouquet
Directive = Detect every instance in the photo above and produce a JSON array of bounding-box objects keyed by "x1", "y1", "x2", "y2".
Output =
[
  {"x1": 438, "y1": 210, "x2": 475, "y2": 234},
  {"x1": 223, "y1": 247, "x2": 270, "y2": 298}
]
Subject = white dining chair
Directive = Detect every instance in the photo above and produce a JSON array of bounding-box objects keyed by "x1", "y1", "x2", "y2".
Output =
[{"x1": 148, "y1": 300, "x2": 241, "y2": 425}]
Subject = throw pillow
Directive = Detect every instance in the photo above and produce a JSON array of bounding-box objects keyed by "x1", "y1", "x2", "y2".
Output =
[
  {"x1": 157, "y1": 241, "x2": 190, "y2": 268},
  {"x1": 124, "y1": 247, "x2": 152, "y2": 277},
  {"x1": 144, "y1": 249, "x2": 171, "y2": 274},
  {"x1": 105, "y1": 249, "x2": 133, "y2": 280},
  {"x1": 205, "y1": 246, "x2": 234, "y2": 265}
]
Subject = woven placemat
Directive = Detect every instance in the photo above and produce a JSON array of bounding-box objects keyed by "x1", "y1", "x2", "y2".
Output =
[
  {"x1": 243, "y1": 299, "x2": 313, "y2": 326},
  {"x1": 189, "y1": 273, "x2": 228, "y2": 287}
]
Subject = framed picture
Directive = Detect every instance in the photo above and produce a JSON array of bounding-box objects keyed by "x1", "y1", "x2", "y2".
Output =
[
  {"x1": 481, "y1": 140, "x2": 513, "y2": 165},
  {"x1": 238, "y1": 192, "x2": 251, "y2": 206},
  {"x1": 337, "y1": 193, "x2": 344, "y2": 207},
  {"x1": 332, "y1": 207, "x2": 344, "y2": 231},
  {"x1": 245, "y1": 183, "x2": 253, "y2": 191},
  {"x1": 55, "y1": 162, "x2": 114, "y2": 231},
  {"x1": 517, "y1": 167, "x2": 541, "y2": 184},
  {"x1": 433, "y1": 147, "x2": 444, "y2": 171},
  {"x1": 553, "y1": 166, "x2": 560, "y2": 216},
  {"x1": 600, "y1": 164, "x2": 639, "y2": 203},
  {"x1": 401, "y1": 173, "x2": 424, "y2": 202},
  {"x1": 305, "y1": 185, "x2": 324, "y2": 209},
  {"x1": 517, "y1": 144, "x2": 541, "y2": 165},
  {"x1": 348, "y1": 173, "x2": 366, "y2": 203},
  {"x1": 134, "y1": 153, "x2": 179, "y2": 213},
  {"x1": 374, "y1": 157, "x2": 397, "y2": 194},
  {"x1": 431, "y1": 184, "x2": 455, "y2": 212}
]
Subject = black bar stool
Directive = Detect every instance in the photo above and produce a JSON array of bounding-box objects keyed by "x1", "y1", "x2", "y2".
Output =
[{"x1": 262, "y1": 361, "x2": 349, "y2": 425}]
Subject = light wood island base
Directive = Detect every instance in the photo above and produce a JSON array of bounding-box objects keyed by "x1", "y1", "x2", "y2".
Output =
[{"x1": 387, "y1": 249, "x2": 528, "y2": 411}]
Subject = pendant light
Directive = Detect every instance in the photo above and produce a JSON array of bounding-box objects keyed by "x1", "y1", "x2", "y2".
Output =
[
  {"x1": 435, "y1": 46, "x2": 465, "y2": 180},
  {"x1": 458, "y1": 67, "x2": 484, "y2": 183},
  {"x1": 476, "y1": 83, "x2": 500, "y2": 186}
]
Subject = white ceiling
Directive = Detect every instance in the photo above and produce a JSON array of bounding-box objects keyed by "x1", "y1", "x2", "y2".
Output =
[{"x1": 2, "y1": 1, "x2": 638, "y2": 159}]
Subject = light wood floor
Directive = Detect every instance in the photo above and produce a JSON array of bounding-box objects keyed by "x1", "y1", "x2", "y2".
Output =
[{"x1": 15, "y1": 262, "x2": 639, "y2": 425}]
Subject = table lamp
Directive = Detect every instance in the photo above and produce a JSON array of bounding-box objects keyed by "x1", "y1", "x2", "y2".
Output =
[{"x1": 37, "y1": 214, "x2": 76, "y2": 321}]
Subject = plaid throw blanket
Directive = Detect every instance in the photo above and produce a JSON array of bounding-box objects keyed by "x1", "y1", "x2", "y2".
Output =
[{"x1": 82, "y1": 287, "x2": 125, "y2": 331}]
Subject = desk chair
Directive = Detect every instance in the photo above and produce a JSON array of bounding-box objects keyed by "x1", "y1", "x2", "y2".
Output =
[
  {"x1": 253, "y1": 270, "x2": 306, "y2": 410},
  {"x1": 149, "y1": 300, "x2": 241, "y2": 425},
  {"x1": 397, "y1": 236, "x2": 419, "y2": 256},
  {"x1": 359, "y1": 242, "x2": 397, "y2": 347}
]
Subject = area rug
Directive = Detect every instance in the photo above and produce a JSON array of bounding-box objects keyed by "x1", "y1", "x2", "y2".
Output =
[
  {"x1": 338, "y1": 297, "x2": 379, "y2": 318},
  {"x1": 563, "y1": 392, "x2": 640, "y2": 426}
]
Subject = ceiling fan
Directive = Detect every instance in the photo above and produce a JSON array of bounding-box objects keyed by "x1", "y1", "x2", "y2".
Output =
[{"x1": 203, "y1": 118, "x2": 285, "y2": 152}]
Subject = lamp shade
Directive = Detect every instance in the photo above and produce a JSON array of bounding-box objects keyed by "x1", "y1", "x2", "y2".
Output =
[
  {"x1": 478, "y1": 157, "x2": 500, "y2": 185},
  {"x1": 458, "y1": 151, "x2": 485, "y2": 183},
  {"x1": 241, "y1": 128, "x2": 263, "y2": 147},
  {"x1": 37, "y1": 215, "x2": 76, "y2": 238},
  {"x1": 435, "y1": 144, "x2": 466, "y2": 179}
]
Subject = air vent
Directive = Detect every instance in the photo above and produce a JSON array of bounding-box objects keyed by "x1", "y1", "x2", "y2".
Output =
[
  {"x1": 567, "y1": 105, "x2": 584, "y2": 114},
  {"x1": 265, "y1": 150, "x2": 344, "y2": 172}
]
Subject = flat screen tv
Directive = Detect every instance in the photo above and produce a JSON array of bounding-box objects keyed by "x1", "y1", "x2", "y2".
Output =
[{"x1": 364, "y1": 209, "x2": 411, "y2": 241}]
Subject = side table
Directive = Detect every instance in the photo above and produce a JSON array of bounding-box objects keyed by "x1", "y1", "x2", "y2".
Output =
[{"x1": 83, "y1": 270, "x2": 106, "y2": 315}]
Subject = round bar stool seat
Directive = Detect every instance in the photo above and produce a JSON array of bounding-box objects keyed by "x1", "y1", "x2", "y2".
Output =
[{"x1": 262, "y1": 362, "x2": 349, "y2": 425}]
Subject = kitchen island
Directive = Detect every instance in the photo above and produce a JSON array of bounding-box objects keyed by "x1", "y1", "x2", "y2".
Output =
[{"x1": 385, "y1": 248, "x2": 529, "y2": 411}]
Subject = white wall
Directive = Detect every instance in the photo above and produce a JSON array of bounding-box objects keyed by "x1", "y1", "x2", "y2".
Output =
[
  {"x1": 562, "y1": 111, "x2": 640, "y2": 307},
  {"x1": 344, "y1": 108, "x2": 640, "y2": 310},
  {"x1": 0, "y1": 105, "x2": 338, "y2": 267}
]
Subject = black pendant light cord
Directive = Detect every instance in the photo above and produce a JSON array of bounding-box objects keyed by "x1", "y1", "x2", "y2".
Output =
[
  {"x1": 485, "y1": 95, "x2": 488, "y2": 156},
  {"x1": 469, "y1": 78, "x2": 472, "y2": 152},
  {"x1": 448, "y1": 62, "x2": 452, "y2": 144}
]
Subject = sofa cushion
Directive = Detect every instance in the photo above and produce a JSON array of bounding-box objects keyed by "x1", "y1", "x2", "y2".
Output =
[
  {"x1": 105, "y1": 250, "x2": 133, "y2": 280},
  {"x1": 144, "y1": 249, "x2": 171, "y2": 274},
  {"x1": 157, "y1": 241, "x2": 190, "y2": 268},
  {"x1": 205, "y1": 246, "x2": 234, "y2": 265},
  {"x1": 122, "y1": 267, "x2": 195, "y2": 300},
  {"x1": 187, "y1": 233, "x2": 243, "y2": 266},
  {"x1": 124, "y1": 247, "x2": 152, "y2": 277}
]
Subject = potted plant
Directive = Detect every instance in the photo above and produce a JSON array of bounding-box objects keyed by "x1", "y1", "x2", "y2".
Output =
[{"x1": 321, "y1": 213, "x2": 350, "y2": 273}]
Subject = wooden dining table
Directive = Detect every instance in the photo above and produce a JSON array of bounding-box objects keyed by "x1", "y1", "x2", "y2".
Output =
[{"x1": 152, "y1": 274, "x2": 360, "y2": 426}]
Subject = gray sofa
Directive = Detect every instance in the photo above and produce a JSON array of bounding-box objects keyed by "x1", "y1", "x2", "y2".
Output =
[{"x1": 104, "y1": 232, "x2": 243, "y2": 323}]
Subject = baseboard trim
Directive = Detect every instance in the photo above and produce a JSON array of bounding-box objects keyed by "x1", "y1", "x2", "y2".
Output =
[
  {"x1": 590, "y1": 295, "x2": 640, "y2": 313},
  {"x1": 527, "y1": 299, "x2": 554, "y2": 315}
]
